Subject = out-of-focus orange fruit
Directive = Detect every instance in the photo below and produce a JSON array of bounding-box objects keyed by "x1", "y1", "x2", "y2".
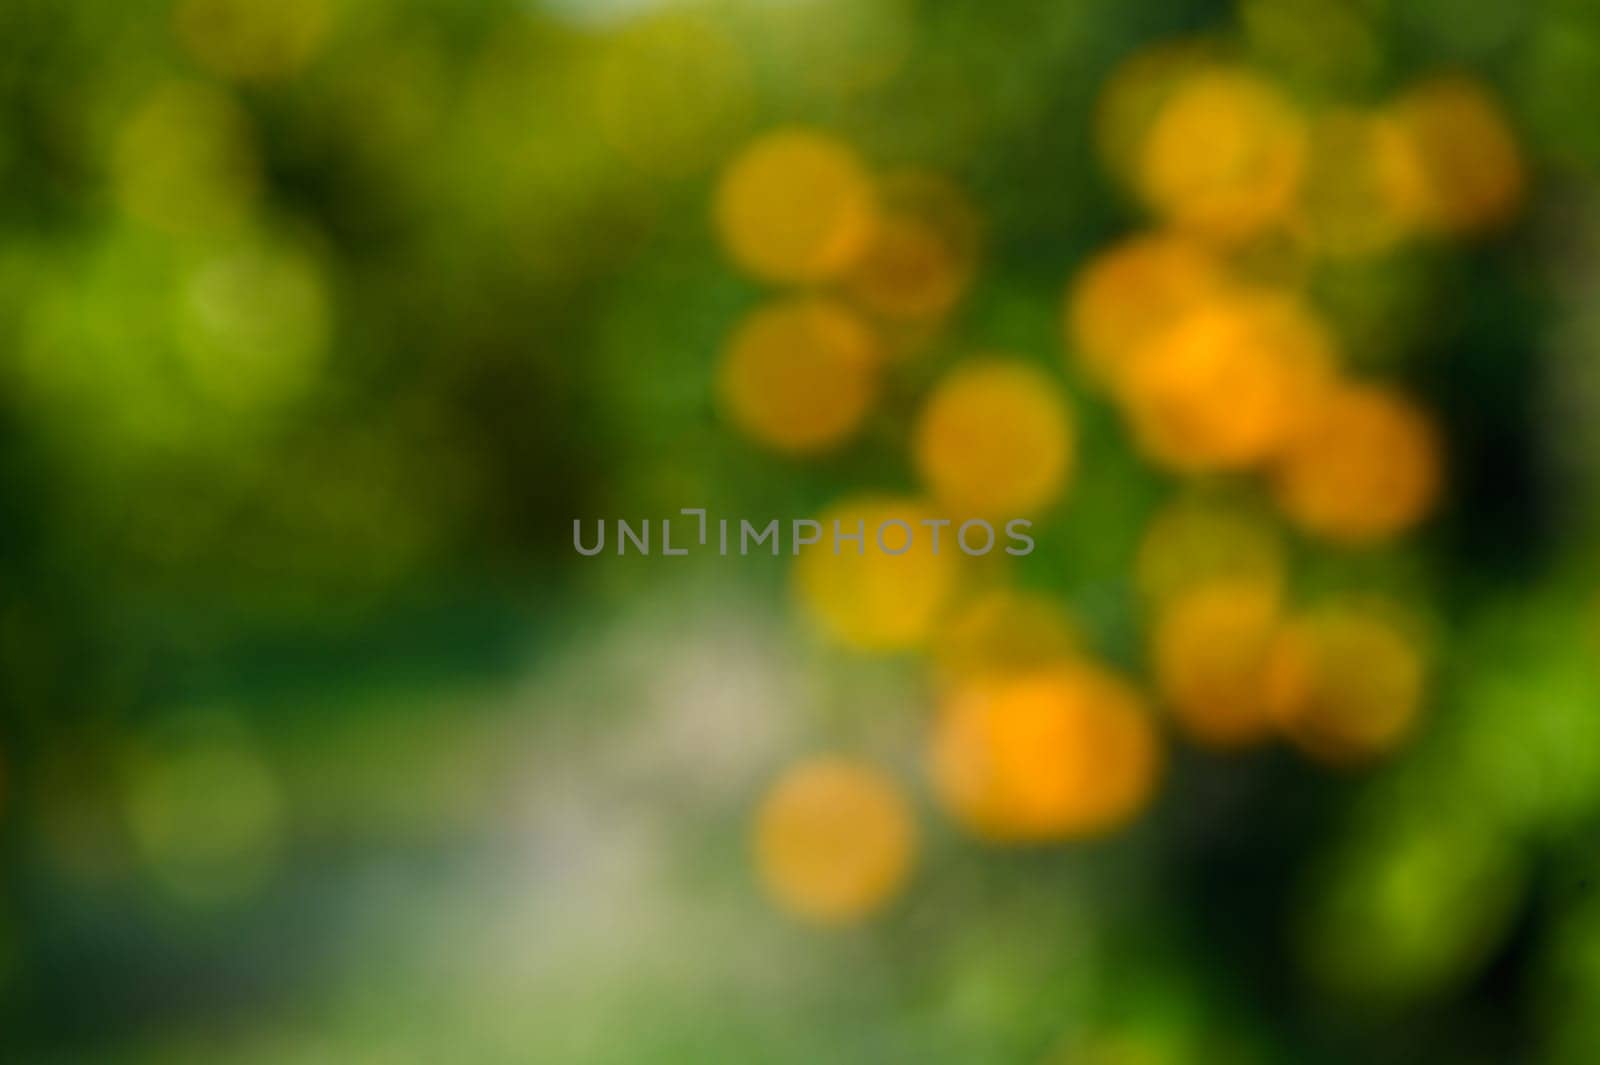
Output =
[
  {"x1": 913, "y1": 360, "x2": 1075, "y2": 518},
  {"x1": 1135, "y1": 492, "x2": 1287, "y2": 605},
  {"x1": 718, "y1": 297, "x2": 881, "y2": 454},
  {"x1": 1393, "y1": 78, "x2": 1524, "y2": 236},
  {"x1": 1151, "y1": 578, "x2": 1283, "y2": 748},
  {"x1": 1298, "y1": 109, "x2": 1429, "y2": 258},
  {"x1": 1065, "y1": 232, "x2": 1231, "y2": 389},
  {"x1": 793, "y1": 496, "x2": 961, "y2": 651},
  {"x1": 1094, "y1": 38, "x2": 1222, "y2": 187},
  {"x1": 754, "y1": 757, "x2": 917, "y2": 923},
  {"x1": 928, "y1": 664, "x2": 1163, "y2": 842},
  {"x1": 1119, "y1": 291, "x2": 1335, "y2": 472},
  {"x1": 1137, "y1": 68, "x2": 1308, "y2": 242},
  {"x1": 1271, "y1": 382, "x2": 1443, "y2": 544},
  {"x1": 845, "y1": 170, "x2": 979, "y2": 323},
  {"x1": 1264, "y1": 604, "x2": 1426, "y2": 765},
  {"x1": 714, "y1": 128, "x2": 876, "y2": 283}
]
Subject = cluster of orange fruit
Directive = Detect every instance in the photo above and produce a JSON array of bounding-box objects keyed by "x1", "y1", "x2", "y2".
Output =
[
  {"x1": 1062, "y1": 50, "x2": 1530, "y2": 775},
  {"x1": 711, "y1": 48, "x2": 1523, "y2": 926},
  {"x1": 1072, "y1": 57, "x2": 1523, "y2": 533},
  {"x1": 714, "y1": 128, "x2": 983, "y2": 455}
]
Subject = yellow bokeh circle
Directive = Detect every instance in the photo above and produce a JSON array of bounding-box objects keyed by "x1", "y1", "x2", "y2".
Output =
[
  {"x1": 753, "y1": 756, "x2": 917, "y2": 924},
  {"x1": 1393, "y1": 78, "x2": 1524, "y2": 236},
  {"x1": 913, "y1": 360, "x2": 1075, "y2": 518},
  {"x1": 928, "y1": 664, "x2": 1163, "y2": 842},
  {"x1": 1135, "y1": 492, "x2": 1287, "y2": 605},
  {"x1": 1265, "y1": 604, "x2": 1427, "y2": 766},
  {"x1": 1297, "y1": 109, "x2": 1430, "y2": 259},
  {"x1": 844, "y1": 171, "x2": 980, "y2": 323},
  {"x1": 1065, "y1": 231, "x2": 1231, "y2": 389},
  {"x1": 1271, "y1": 382, "x2": 1443, "y2": 544},
  {"x1": 1119, "y1": 291, "x2": 1335, "y2": 472},
  {"x1": 714, "y1": 129, "x2": 876, "y2": 284},
  {"x1": 591, "y1": 13, "x2": 754, "y2": 178},
  {"x1": 1137, "y1": 68, "x2": 1308, "y2": 242},
  {"x1": 718, "y1": 297, "x2": 882, "y2": 455},
  {"x1": 1094, "y1": 38, "x2": 1221, "y2": 188},
  {"x1": 792, "y1": 496, "x2": 961, "y2": 651},
  {"x1": 1151, "y1": 578, "x2": 1283, "y2": 749},
  {"x1": 113, "y1": 81, "x2": 261, "y2": 235}
]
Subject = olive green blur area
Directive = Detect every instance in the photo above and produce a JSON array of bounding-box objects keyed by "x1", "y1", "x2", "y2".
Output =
[{"x1": 2, "y1": 0, "x2": 1600, "y2": 1062}]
